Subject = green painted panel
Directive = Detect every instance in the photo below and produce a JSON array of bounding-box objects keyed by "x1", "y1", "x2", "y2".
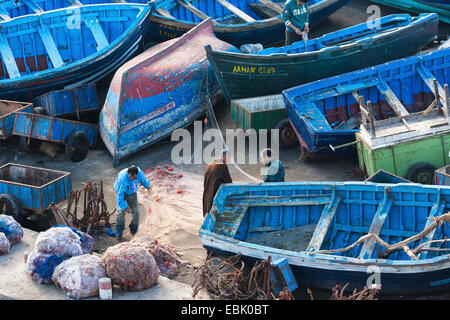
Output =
[
  {"x1": 231, "y1": 101, "x2": 286, "y2": 131},
  {"x1": 358, "y1": 133, "x2": 450, "y2": 179}
]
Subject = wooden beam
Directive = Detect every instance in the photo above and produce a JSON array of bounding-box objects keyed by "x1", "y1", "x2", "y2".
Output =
[
  {"x1": 418, "y1": 195, "x2": 446, "y2": 259},
  {"x1": 367, "y1": 100, "x2": 376, "y2": 138},
  {"x1": 22, "y1": 0, "x2": 43, "y2": 13},
  {"x1": 0, "y1": 34, "x2": 20, "y2": 79},
  {"x1": 178, "y1": 0, "x2": 210, "y2": 20},
  {"x1": 215, "y1": 0, "x2": 256, "y2": 23},
  {"x1": 358, "y1": 192, "x2": 393, "y2": 259},
  {"x1": 306, "y1": 194, "x2": 341, "y2": 253},
  {"x1": 83, "y1": 18, "x2": 109, "y2": 51},
  {"x1": 0, "y1": 7, "x2": 12, "y2": 21},
  {"x1": 37, "y1": 26, "x2": 64, "y2": 69},
  {"x1": 417, "y1": 63, "x2": 446, "y2": 106},
  {"x1": 255, "y1": 0, "x2": 283, "y2": 15},
  {"x1": 445, "y1": 84, "x2": 449, "y2": 121},
  {"x1": 376, "y1": 77, "x2": 409, "y2": 117}
]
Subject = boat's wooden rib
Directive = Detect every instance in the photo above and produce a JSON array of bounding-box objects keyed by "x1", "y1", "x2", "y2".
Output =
[
  {"x1": 358, "y1": 192, "x2": 394, "y2": 259},
  {"x1": 255, "y1": 0, "x2": 283, "y2": 14},
  {"x1": 0, "y1": 33, "x2": 20, "y2": 79},
  {"x1": 215, "y1": 0, "x2": 256, "y2": 23},
  {"x1": 22, "y1": 0, "x2": 44, "y2": 13},
  {"x1": 419, "y1": 195, "x2": 446, "y2": 259},
  {"x1": 178, "y1": 0, "x2": 210, "y2": 21},
  {"x1": 0, "y1": 8, "x2": 11, "y2": 21},
  {"x1": 417, "y1": 63, "x2": 446, "y2": 107},
  {"x1": 376, "y1": 76, "x2": 410, "y2": 117},
  {"x1": 84, "y1": 18, "x2": 110, "y2": 51},
  {"x1": 156, "y1": 7, "x2": 176, "y2": 19},
  {"x1": 306, "y1": 194, "x2": 341, "y2": 252},
  {"x1": 37, "y1": 26, "x2": 65, "y2": 69}
]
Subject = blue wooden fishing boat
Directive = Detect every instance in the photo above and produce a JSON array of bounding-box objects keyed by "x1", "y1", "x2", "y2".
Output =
[
  {"x1": 99, "y1": 19, "x2": 238, "y2": 166},
  {"x1": 206, "y1": 13, "x2": 439, "y2": 102},
  {"x1": 369, "y1": 0, "x2": 450, "y2": 24},
  {"x1": 33, "y1": 84, "x2": 100, "y2": 118},
  {"x1": 0, "y1": 0, "x2": 351, "y2": 47},
  {"x1": 200, "y1": 181, "x2": 450, "y2": 294},
  {"x1": 0, "y1": 3, "x2": 154, "y2": 102},
  {"x1": 282, "y1": 47, "x2": 450, "y2": 157}
]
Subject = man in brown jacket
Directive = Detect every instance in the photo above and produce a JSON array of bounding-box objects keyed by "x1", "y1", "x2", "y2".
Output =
[{"x1": 203, "y1": 150, "x2": 232, "y2": 217}]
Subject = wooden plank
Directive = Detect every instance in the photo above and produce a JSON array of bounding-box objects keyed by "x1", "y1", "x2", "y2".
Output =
[
  {"x1": 418, "y1": 195, "x2": 446, "y2": 259},
  {"x1": 306, "y1": 195, "x2": 341, "y2": 252},
  {"x1": 0, "y1": 34, "x2": 20, "y2": 79},
  {"x1": 22, "y1": 0, "x2": 43, "y2": 14},
  {"x1": 358, "y1": 195, "x2": 393, "y2": 259},
  {"x1": 227, "y1": 195, "x2": 332, "y2": 207},
  {"x1": 178, "y1": 0, "x2": 210, "y2": 20},
  {"x1": 215, "y1": 0, "x2": 256, "y2": 22},
  {"x1": 37, "y1": 26, "x2": 64, "y2": 69},
  {"x1": 83, "y1": 18, "x2": 109, "y2": 51},
  {"x1": 157, "y1": 8, "x2": 176, "y2": 19},
  {"x1": 376, "y1": 77, "x2": 409, "y2": 117},
  {"x1": 445, "y1": 84, "x2": 449, "y2": 121},
  {"x1": 255, "y1": 0, "x2": 283, "y2": 15},
  {"x1": 0, "y1": 7, "x2": 12, "y2": 21}
]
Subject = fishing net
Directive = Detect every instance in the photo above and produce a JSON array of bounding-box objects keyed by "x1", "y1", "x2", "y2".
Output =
[
  {"x1": 130, "y1": 235, "x2": 187, "y2": 278},
  {"x1": 0, "y1": 232, "x2": 10, "y2": 255},
  {"x1": 26, "y1": 226, "x2": 85, "y2": 284},
  {"x1": 52, "y1": 254, "x2": 107, "y2": 299},
  {"x1": 0, "y1": 214, "x2": 23, "y2": 245},
  {"x1": 53, "y1": 225, "x2": 95, "y2": 254},
  {"x1": 102, "y1": 242, "x2": 159, "y2": 291},
  {"x1": 34, "y1": 227, "x2": 83, "y2": 257},
  {"x1": 136, "y1": 167, "x2": 207, "y2": 268}
]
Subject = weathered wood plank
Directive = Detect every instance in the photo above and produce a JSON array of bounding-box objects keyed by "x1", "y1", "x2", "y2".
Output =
[
  {"x1": 22, "y1": 0, "x2": 43, "y2": 13},
  {"x1": 84, "y1": 18, "x2": 109, "y2": 51},
  {"x1": 37, "y1": 26, "x2": 64, "y2": 69},
  {"x1": 0, "y1": 34, "x2": 20, "y2": 78},
  {"x1": 417, "y1": 64, "x2": 446, "y2": 106},
  {"x1": 215, "y1": 0, "x2": 256, "y2": 22},
  {"x1": 157, "y1": 7, "x2": 176, "y2": 19},
  {"x1": 306, "y1": 195, "x2": 341, "y2": 252},
  {"x1": 178, "y1": 0, "x2": 210, "y2": 20},
  {"x1": 227, "y1": 195, "x2": 332, "y2": 207},
  {"x1": 376, "y1": 77, "x2": 409, "y2": 117},
  {"x1": 419, "y1": 196, "x2": 446, "y2": 259}
]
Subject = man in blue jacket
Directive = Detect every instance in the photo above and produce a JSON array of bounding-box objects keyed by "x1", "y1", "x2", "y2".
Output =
[
  {"x1": 114, "y1": 165, "x2": 150, "y2": 240},
  {"x1": 261, "y1": 148, "x2": 285, "y2": 182},
  {"x1": 282, "y1": 0, "x2": 310, "y2": 46}
]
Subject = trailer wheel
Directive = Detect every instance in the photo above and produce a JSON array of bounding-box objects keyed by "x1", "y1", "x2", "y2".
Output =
[
  {"x1": 0, "y1": 193, "x2": 23, "y2": 221},
  {"x1": 19, "y1": 136, "x2": 42, "y2": 153},
  {"x1": 274, "y1": 118, "x2": 298, "y2": 149},
  {"x1": 65, "y1": 131, "x2": 89, "y2": 162},
  {"x1": 407, "y1": 162, "x2": 436, "y2": 184}
]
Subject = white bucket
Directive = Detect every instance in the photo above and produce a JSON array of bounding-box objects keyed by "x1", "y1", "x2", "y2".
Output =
[{"x1": 99, "y1": 277, "x2": 112, "y2": 300}]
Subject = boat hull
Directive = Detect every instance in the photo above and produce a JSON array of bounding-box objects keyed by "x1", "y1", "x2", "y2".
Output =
[
  {"x1": 0, "y1": 4, "x2": 153, "y2": 102},
  {"x1": 207, "y1": 13, "x2": 439, "y2": 102},
  {"x1": 99, "y1": 19, "x2": 238, "y2": 166}
]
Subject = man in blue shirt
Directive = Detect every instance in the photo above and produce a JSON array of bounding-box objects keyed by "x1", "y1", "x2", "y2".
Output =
[
  {"x1": 114, "y1": 165, "x2": 150, "y2": 240},
  {"x1": 282, "y1": 0, "x2": 310, "y2": 46},
  {"x1": 261, "y1": 148, "x2": 285, "y2": 182}
]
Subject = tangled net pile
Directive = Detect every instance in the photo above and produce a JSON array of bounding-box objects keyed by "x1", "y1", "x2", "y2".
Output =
[
  {"x1": 192, "y1": 254, "x2": 294, "y2": 300},
  {"x1": 26, "y1": 226, "x2": 94, "y2": 284},
  {"x1": 130, "y1": 235, "x2": 189, "y2": 278},
  {"x1": 52, "y1": 254, "x2": 107, "y2": 299},
  {"x1": 102, "y1": 242, "x2": 159, "y2": 291},
  {"x1": 0, "y1": 214, "x2": 23, "y2": 254}
]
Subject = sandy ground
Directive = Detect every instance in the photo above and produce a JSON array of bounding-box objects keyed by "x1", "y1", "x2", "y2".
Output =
[{"x1": 0, "y1": 0, "x2": 449, "y2": 299}]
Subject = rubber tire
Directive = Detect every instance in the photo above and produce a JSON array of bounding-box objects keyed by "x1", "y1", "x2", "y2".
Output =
[
  {"x1": 406, "y1": 162, "x2": 436, "y2": 184},
  {"x1": 0, "y1": 193, "x2": 23, "y2": 221},
  {"x1": 274, "y1": 118, "x2": 298, "y2": 149},
  {"x1": 65, "y1": 131, "x2": 89, "y2": 162}
]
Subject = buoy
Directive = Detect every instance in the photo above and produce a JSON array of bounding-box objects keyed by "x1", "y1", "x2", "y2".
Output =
[
  {"x1": 164, "y1": 164, "x2": 169, "y2": 168},
  {"x1": 168, "y1": 167, "x2": 173, "y2": 171},
  {"x1": 177, "y1": 189, "x2": 183, "y2": 194},
  {"x1": 178, "y1": 173, "x2": 183, "y2": 178}
]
